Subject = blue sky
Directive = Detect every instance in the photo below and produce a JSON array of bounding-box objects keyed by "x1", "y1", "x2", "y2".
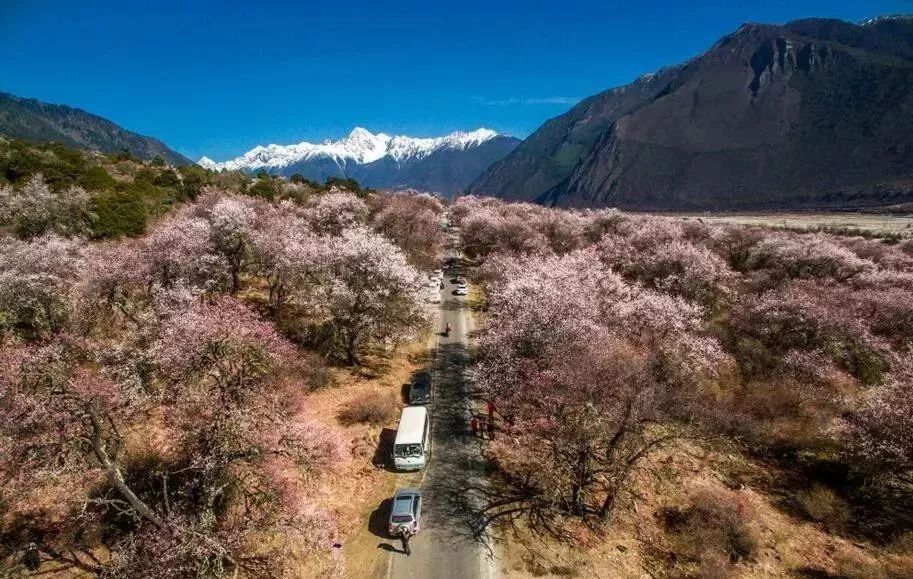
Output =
[{"x1": 1, "y1": 0, "x2": 910, "y2": 160}]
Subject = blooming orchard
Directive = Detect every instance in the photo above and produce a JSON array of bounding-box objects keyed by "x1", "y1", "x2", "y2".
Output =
[
  {"x1": 454, "y1": 195, "x2": 913, "y2": 532},
  {"x1": 0, "y1": 186, "x2": 434, "y2": 575}
]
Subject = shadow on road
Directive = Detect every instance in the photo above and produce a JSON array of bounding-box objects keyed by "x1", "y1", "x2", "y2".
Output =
[
  {"x1": 369, "y1": 498, "x2": 393, "y2": 539},
  {"x1": 372, "y1": 428, "x2": 398, "y2": 471},
  {"x1": 420, "y1": 341, "x2": 496, "y2": 552},
  {"x1": 400, "y1": 382, "x2": 411, "y2": 403}
]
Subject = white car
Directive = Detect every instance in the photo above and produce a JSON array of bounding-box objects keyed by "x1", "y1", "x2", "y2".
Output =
[
  {"x1": 455, "y1": 283, "x2": 468, "y2": 296},
  {"x1": 428, "y1": 292, "x2": 441, "y2": 304}
]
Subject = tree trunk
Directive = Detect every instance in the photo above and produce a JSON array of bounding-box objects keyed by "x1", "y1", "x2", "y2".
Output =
[
  {"x1": 571, "y1": 447, "x2": 589, "y2": 515},
  {"x1": 88, "y1": 408, "x2": 166, "y2": 529},
  {"x1": 230, "y1": 266, "x2": 240, "y2": 295},
  {"x1": 345, "y1": 330, "x2": 359, "y2": 366},
  {"x1": 599, "y1": 482, "x2": 620, "y2": 520}
]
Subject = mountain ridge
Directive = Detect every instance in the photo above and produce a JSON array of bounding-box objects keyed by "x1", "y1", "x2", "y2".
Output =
[
  {"x1": 0, "y1": 92, "x2": 191, "y2": 166},
  {"x1": 468, "y1": 15, "x2": 913, "y2": 210},
  {"x1": 205, "y1": 127, "x2": 520, "y2": 194}
]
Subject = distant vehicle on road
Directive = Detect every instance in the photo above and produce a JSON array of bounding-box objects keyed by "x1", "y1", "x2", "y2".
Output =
[
  {"x1": 428, "y1": 291, "x2": 441, "y2": 304},
  {"x1": 455, "y1": 283, "x2": 468, "y2": 296},
  {"x1": 393, "y1": 406, "x2": 431, "y2": 471},
  {"x1": 388, "y1": 488, "x2": 422, "y2": 536},
  {"x1": 408, "y1": 371, "x2": 432, "y2": 405}
]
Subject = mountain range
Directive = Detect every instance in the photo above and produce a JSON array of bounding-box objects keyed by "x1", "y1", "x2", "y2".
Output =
[
  {"x1": 5, "y1": 15, "x2": 913, "y2": 209},
  {"x1": 201, "y1": 128, "x2": 520, "y2": 194},
  {"x1": 469, "y1": 16, "x2": 913, "y2": 210},
  {"x1": 0, "y1": 92, "x2": 191, "y2": 166}
]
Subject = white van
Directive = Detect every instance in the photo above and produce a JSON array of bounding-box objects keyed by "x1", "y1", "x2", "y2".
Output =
[{"x1": 393, "y1": 406, "x2": 431, "y2": 471}]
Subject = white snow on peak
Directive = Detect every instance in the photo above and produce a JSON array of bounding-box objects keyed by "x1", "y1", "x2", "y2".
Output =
[
  {"x1": 199, "y1": 127, "x2": 502, "y2": 172},
  {"x1": 197, "y1": 156, "x2": 218, "y2": 170},
  {"x1": 861, "y1": 14, "x2": 913, "y2": 26}
]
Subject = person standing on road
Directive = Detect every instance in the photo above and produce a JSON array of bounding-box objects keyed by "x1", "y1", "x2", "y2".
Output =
[
  {"x1": 400, "y1": 527, "x2": 412, "y2": 556},
  {"x1": 470, "y1": 416, "x2": 479, "y2": 437}
]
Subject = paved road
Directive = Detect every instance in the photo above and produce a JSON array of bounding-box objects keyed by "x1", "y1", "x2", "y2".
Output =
[{"x1": 383, "y1": 251, "x2": 496, "y2": 579}]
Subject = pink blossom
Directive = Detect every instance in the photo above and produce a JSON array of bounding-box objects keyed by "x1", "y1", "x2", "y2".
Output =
[
  {"x1": 305, "y1": 191, "x2": 369, "y2": 234},
  {"x1": 842, "y1": 356, "x2": 913, "y2": 471}
]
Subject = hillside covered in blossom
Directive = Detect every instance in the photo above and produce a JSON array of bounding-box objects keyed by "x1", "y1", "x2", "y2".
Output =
[
  {"x1": 0, "y1": 147, "x2": 446, "y2": 575},
  {"x1": 452, "y1": 196, "x2": 913, "y2": 577},
  {"x1": 2, "y1": 137, "x2": 913, "y2": 577}
]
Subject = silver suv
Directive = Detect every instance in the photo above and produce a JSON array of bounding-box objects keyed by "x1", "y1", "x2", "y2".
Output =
[{"x1": 388, "y1": 488, "x2": 422, "y2": 536}]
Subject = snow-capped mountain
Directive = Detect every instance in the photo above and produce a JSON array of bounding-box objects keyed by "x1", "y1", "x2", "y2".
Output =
[
  {"x1": 198, "y1": 127, "x2": 519, "y2": 194},
  {"x1": 202, "y1": 127, "x2": 502, "y2": 171}
]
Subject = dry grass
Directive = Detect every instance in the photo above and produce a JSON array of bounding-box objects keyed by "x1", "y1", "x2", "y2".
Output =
[
  {"x1": 660, "y1": 485, "x2": 760, "y2": 577},
  {"x1": 491, "y1": 438, "x2": 913, "y2": 579},
  {"x1": 338, "y1": 391, "x2": 399, "y2": 426},
  {"x1": 795, "y1": 484, "x2": 852, "y2": 532},
  {"x1": 294, "y1": 337, "x2": 431, "y2": 578},
  {"x1": 672, "y1": 212, "x2": 913, "y2": 238}
]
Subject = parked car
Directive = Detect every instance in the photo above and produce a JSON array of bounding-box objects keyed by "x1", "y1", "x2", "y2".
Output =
[
  {"x1": 455, "y1": 283, "x2": 468, "y2": 296},
  {"x1": 408, "y1": 371, "x2": 432, "y2": 405},
  {"x1": 428, "y1": 291, "x2": 441, "y2": 304},
  {"x1": 388, "y1": 488, "x2": 422, "y2": 536}
]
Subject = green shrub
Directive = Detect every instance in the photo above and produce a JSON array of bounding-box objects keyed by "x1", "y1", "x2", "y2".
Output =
[
  {"x1": 89, "y1": 189, "x2": 148, "y2": 237},
  {"x1": 325, "y1": 176, "x2": 368, "y2": 196},
  {"x1": 153, "y1": 168, "x2": 181, "y2": 189},
  {"x1": 178, "y1": 165, "x2": 210, "y2": 200},
  {"x1": 78, "y1": 165, "x2": 116, "y2": 190},
  {"x1": 133, "y1": 167, "x2": 158, "y2": 184},
  {"x1": 247, "y1": 177, "x2": 278, "y2": 201},
  {"x1": 290, "y1": 173, "x2": 320, "y2": 187}
]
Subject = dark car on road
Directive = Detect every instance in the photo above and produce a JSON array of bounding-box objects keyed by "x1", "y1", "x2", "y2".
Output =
[{"x1": 408, "y1": 371, "x2": 432, "y2": 405}]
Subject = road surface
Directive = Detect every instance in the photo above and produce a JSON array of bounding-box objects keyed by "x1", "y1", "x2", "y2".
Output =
[{"x1": 383, "y1": 249, "x2": 496, "y2": 579}]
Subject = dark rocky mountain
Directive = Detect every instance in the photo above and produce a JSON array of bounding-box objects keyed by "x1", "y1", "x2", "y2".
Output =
[
  {"x1": 468, "y1": 16, "x2": 913, "y2": 210},
  {"x1": 0, "y1": 92, "x2": 191, "y2": 166}
]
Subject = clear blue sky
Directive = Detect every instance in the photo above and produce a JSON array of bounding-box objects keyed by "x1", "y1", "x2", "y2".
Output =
[{"x1": 1, "y1": 0, "x2": 910, "y2": 160}]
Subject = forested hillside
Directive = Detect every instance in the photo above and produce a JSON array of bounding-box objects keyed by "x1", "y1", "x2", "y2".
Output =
[
  {"x1": 0, "y1": 140, "x2": 446, "y2": 575},
  {"x1": 0, "y1": 92, "x2": 191, "y2": 166}
]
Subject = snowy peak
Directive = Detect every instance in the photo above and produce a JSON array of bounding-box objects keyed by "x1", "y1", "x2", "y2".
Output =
[
  {"x1": 197, "y1": 156, "x2": 218, "y2": 171},
  {"x1": 199, "y1": 127, "x2": 504, "y2": 171},
  {"x1": 860, "y1": 14, "x2": 913, "y2": 26},
  {"x1": 387, "y1": 128, "x2": 500, "y2": 162},
  {"x1": 336, "y1": 127, "x2": 390, "y2": 163}
]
